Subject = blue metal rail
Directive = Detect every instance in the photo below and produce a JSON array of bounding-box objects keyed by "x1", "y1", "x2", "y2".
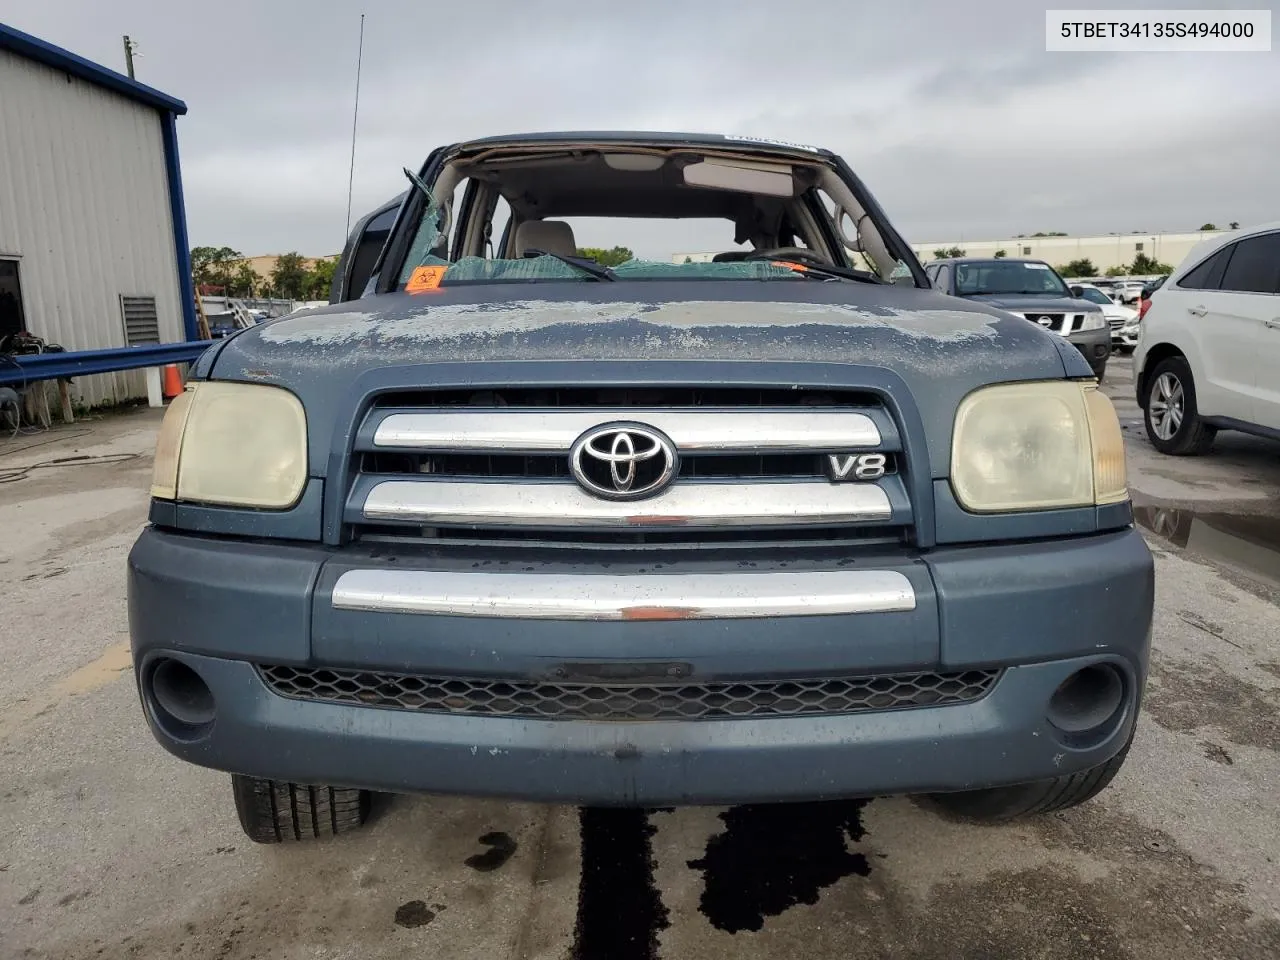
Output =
[{"x1": 0, "y1": 341, "x2": 212, "y2": 387}]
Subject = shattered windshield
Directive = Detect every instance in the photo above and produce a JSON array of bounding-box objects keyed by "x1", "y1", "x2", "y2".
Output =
[
  {"x1": 432, "y1": 256, "x2": 803, "y2": 284},
  {"x1": 388, "y1": 148, "x2": 915, "y2": 290},
  {"x1": 395, "y1": 202, "x2": 806, "y2": 286}
]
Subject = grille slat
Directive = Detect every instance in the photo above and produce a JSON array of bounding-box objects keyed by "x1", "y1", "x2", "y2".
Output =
[{"x1": 259, "y1": 665, "x2": 1000, "y2": 721}]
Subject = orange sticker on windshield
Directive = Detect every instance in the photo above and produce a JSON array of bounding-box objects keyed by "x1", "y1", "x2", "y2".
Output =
[
  {"x1": 406, "y1": 265, "x2": 446, "y2": 293},
  {"x1": 770, "y1": 260, "x2": 809, "y2": 272}
]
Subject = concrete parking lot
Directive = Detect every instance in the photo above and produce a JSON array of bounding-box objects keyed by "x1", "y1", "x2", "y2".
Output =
[{"x1": 2, "y1": 357, "x2": 1278, "y2": 960}]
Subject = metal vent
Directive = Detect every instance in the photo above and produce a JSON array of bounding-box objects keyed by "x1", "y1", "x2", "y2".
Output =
[{"x1": 120, "y1": 295, "x2": 160, "y2": 346}]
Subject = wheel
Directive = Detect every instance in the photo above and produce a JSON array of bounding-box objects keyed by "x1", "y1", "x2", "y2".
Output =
[
  {"x1": 1091, "y1": 362, "x2": 1107, "y2": 382},
  {"x1": 931, "y1": 736, "x2": 1132, "y2": 822},
  {"x1": 1143, "y1": 355, "x2": 1216, "y2": 455},
  {"x1": 231, "y1": 774, "x2": 371, "y2": 843}
]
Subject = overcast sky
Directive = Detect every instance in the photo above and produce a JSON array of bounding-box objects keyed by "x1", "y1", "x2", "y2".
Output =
[{"x1": 8, "y1": 0, "x2": 1279, "y2": 259}]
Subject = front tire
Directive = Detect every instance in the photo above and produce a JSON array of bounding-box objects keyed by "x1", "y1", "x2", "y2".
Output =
[
  {"x1": 231, "y1": 775, "x2": 371, "y2": 843},
  {"x1": 931, "y1": 737, "x2": 1131, "y2": 822},
  {"x1": 1143, "y1": 355, "x2": 1216, "y2": 455}
]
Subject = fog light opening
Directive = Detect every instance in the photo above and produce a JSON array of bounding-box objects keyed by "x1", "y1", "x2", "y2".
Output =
[
  {"x1": 1047, "y1": 664, "x2": 1124, "y2": 736},
  {"x1": 149, "y1": 658, "x2": 216, "y2": 736}
]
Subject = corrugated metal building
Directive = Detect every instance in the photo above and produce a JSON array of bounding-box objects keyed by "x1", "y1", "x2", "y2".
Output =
[{"x1": 0, "y1": 23, "x2": 196, "y2": 407}]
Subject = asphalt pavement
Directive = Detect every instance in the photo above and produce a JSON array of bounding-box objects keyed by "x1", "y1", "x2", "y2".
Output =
[{"x1": 2, "y1": 356, "x2": 1278, "y2": 960}]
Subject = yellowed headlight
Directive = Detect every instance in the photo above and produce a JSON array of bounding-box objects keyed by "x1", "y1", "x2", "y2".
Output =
[
  {"x1": 950, "y1": 381, "x2": 1127, "y2": 513},
  {"x1": 150, "y1": 388, "x2": 195, "y2": 500},
  {"x1": 1083, "y1": 385, "x2": 1128, "y2": 503},
  {"x1": 150, "y1": 381, "x2": 307, "y2": 509}
]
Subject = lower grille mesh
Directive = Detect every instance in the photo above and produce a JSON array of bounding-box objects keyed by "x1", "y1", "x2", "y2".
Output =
[{"x1": 258, "y1": 665, "x2": 1000, "y2": 721}]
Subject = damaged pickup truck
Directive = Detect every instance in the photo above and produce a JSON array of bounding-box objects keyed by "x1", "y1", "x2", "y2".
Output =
[{"x1": 128, "y1": 132, "x2": 1154, "y2": 843}]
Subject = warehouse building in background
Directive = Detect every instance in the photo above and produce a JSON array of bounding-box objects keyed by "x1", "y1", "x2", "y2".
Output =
[
  {"x1": 0, "y1": 22, "x2": 196, "y2": 407},
  {"x1": 911, "y1": 231, "x2": 1228, "y2": 273}
]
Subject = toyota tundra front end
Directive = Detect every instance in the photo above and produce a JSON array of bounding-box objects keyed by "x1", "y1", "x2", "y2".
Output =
[{"x1": 127, "y1": 132, "x2": 1153, "y2": 842}]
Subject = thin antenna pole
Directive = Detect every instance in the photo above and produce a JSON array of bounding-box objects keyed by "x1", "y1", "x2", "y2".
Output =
[{"x1": 344, "y1": 14, "x2": 366, "y2": 239}]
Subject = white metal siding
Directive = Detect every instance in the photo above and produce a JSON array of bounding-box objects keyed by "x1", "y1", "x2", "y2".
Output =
[{"x1": 0, "y1": 48, "x2": 183, "y2": 407}]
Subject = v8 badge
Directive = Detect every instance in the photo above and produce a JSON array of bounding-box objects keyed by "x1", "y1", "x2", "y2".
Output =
[{"x1": 825, "y1": 453, "x2": 887, "y2": 481}]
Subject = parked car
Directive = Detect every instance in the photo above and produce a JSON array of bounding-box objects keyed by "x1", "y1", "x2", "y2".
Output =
[
  {"x1": 1086, "y1": 278, "x2": 1122, "y2": 300},
  {"x1": 1111, "y1": 280, "x2": 1146, "y2": 304},
  {"x1": 1134, "y1": 223, "x2": 1280, "y2": 454},
  {"x1": 1069, "y1": 282, "x2": 1140, "y2": 352},
  {"x1": 927, "y1": 257, "x2": 1110, "y2": 377},
  {"x1": 129, "y1": 131, "x2": 1152, "y2": 843}
]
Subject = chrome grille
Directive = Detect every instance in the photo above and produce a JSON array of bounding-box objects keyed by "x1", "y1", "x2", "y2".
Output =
[
  {"x1": 347, "y1": 387, "x2": 910, "y2": 541},
  {"x1": 1020, "y1": 313, "x2": 1087, "y2": 335},
  {"x1": 258, "y1": 665, "x2": 1001, "y2": 721},
  {"x1": 1024, "y1": 312, "x2": 1065, "y2": 331}
]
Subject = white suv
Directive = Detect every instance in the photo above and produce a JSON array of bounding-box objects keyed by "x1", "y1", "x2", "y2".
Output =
[{"x1": 1134, "y1": 224, "x2": 1280, "y2": 454}]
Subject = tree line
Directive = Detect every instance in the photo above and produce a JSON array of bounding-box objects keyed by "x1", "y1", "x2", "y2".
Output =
[
  {"x1": 931, "y1": 248, "x2": 1174, "y2": 278},
  {"x1": 191, "y1": 247, "x2": 338, "y2": 301},
  {"x1": 1054, "y1": 254, "x2": 1174, "y2": 278}
]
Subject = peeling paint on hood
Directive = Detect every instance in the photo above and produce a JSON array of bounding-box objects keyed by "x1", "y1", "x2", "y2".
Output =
[{"x1": 258, "y1": 299, "x2": 1002, "y2": 348}]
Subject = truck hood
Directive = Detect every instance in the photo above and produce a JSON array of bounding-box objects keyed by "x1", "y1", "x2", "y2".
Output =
[{"x1": 210, "y1": 281, "x2": 1083, "y2": 478}]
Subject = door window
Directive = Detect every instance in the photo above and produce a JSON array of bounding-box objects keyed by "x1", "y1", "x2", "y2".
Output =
[
  {"x1": 935, "y1": 265, "x2": 952, "y2": 291},
  {"x1": 1178, "y1": 247, "x2": 1231, "y2": 291},
  {"x1": 1217, "y1": 232, "x2": 1280, "y2": 294}
]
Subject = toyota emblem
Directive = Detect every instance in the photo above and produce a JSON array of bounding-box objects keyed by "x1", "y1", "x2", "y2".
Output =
[{"x1": 570, "y1": 423, "x2": 678, "y2": 501}]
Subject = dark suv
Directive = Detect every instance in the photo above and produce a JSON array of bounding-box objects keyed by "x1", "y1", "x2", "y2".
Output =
[
  {"x1": 926, "y1": 257, "x2": 1111, "y2": 378},
  {"x1": 128, "y1": 132, "x2": 1152, "y2": 843}
]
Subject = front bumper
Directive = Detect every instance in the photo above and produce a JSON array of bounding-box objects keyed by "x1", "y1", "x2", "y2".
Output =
[
  {"x1": 1112, "y1": 322, "x2": 1140, "y2": 347},
  {"x1": 1067, "y1": 325, "x2": 1111, "y2": 372},
  {"x1": 128, "y1": 527, "x2": 1154, "y2": 805}
]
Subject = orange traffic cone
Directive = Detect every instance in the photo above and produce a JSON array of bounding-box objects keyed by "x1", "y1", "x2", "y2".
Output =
[{"x1": 162, "y1": 365, "x2": 184, "y2": 399}]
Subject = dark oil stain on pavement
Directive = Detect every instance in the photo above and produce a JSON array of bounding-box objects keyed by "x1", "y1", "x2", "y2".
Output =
[
  {"x1": 571, "y1": 808, "x2": 669, "y2": 960},
  {"x1": 464, "y1": 831, "x2": 518, "y2": 872},
  {"x1": 1132, "y1": 500, "x2": 1280, "y2": 588},
  {"x1": 1202, "y1": 741, "x2": 1234, "y2": 764},
  {"x1": 1146, "y1": 655, "x2": 1279, "y2": 751},
  {"x1": 687, "y1": 799, "x2": 871, "y2": 933},
  {"x1": 393, "y1": 900, "x2": 443, "y2": 928}
]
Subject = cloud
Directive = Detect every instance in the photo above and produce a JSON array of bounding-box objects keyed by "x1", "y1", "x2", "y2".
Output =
[{"x1": 7, "y1": 0, "x2": 1279, "y2": 258}]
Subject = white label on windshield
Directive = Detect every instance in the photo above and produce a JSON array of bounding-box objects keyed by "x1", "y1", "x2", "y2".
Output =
[
  {"x1": 1025, "y1": 262, "x2": 1051, "y2": 269},
  {"x1": 723, "y1": 135, "x2": 821, "y2": 152}
]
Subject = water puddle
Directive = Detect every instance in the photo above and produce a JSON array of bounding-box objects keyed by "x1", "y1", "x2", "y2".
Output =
[{"x1": 1132, "y1": 500, "x2": 1280, "y2": 588}]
